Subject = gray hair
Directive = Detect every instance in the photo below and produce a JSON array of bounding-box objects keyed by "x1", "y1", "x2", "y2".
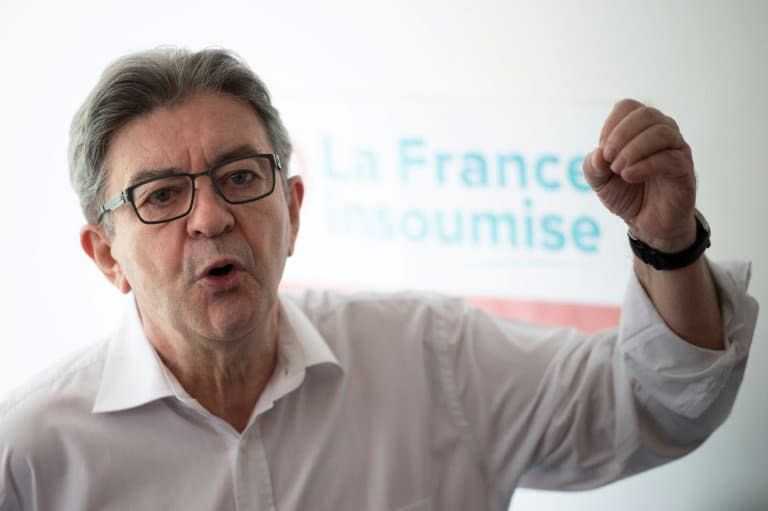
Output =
[{"x1": 69, "y1": 47, "x2": 292, "y2": 229}]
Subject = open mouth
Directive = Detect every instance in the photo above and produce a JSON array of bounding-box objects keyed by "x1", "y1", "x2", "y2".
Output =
[{"x1": 208, "y1": 264, "x2": 235, "y2": 277}]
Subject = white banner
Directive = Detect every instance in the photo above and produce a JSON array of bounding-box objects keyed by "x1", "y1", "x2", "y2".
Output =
[{"x1": 280, "y1": 100, "x2": 630, "y2": 307}]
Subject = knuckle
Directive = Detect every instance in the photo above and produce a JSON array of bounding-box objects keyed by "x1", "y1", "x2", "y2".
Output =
[
  {"x1": 623, "y1": 159, "x2": 648, "y2": 180},
  {"x1": 616, "y1": 98, "x2": 643, "y2": 110},
  {"x1": 676, "y1": 146, "x2": 693, "y2": 165},
  {"x1": 667, "y1": 149, "x2": 691, "y2": 171},
  {"x1": 618, "y1": 142, "x2": 641, "y2": 163},
  {"x1": 657, "y1": 124, "x2": 685, "y2": 147},
  {"x1": 637, "y1": 106, "x2": 662, "y2": 124},
  {"x1": 645, "y1": 106, "x2": 663, "y2": 117},
  {"x1": 663, "y1": 114, "x2": 680, "y2": 130},
  {"x1": 654, "y1": 123, "x2": 676, "y2": 139}
]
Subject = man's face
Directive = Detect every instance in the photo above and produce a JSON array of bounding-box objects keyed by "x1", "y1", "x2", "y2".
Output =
[{"x1": 86, "y1": 90, "x2": 302, "y2": 346}]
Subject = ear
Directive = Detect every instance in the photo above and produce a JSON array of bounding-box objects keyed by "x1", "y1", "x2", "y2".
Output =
[
  {"x1": 80, "y1": 224, "x2": 132, "y2": 294},
  {"x1": 286, "y1": 176, "x2": 304, "y2": 257}
]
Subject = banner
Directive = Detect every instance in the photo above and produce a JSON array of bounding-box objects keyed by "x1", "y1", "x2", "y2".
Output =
[{"x1": 280, "y1": 100, "x2": 629, "y2": 332}]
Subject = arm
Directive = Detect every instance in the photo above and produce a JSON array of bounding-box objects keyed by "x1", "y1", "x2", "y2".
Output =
[
  {"x1": 634, "y1": 254, "x2": 723, "y2": 350},
  {"x1": 442, "y1": 260, "x2": 756, "y2": 496},
  {"x1": 583, "y1": 98, "x2": 724, "y2": 349},
  {"x1": 520, "y1": 259, "x2": 755, "y2": 491}
]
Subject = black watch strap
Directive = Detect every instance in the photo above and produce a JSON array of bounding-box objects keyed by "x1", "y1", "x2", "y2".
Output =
[{"x1": 628, "y1": 209, "x2": 711, "y2": 270}]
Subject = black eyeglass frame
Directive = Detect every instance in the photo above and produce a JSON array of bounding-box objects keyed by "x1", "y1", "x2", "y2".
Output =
[{"x1": 97, "y1": 153, "x2": 282, "y2": 225}]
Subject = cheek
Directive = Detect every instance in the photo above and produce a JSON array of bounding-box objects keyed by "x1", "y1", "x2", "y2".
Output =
[
  {"x1": 240, "y1": 206, "x2": 292, "y2": 256},
  {"x1": 249, "y1": 224, "x2": 284, "y2": 262},
  {"x1": 276, "y1": 212, "x2": 295, "y2": 257},
  {"x1": 115, "y1": 229, "x2": 184, "y2": 290}
]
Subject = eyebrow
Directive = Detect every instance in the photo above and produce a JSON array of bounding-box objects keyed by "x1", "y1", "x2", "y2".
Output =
[
  {"x1": 211, "y1": 144, "x2": 266, "y2": 166},
  {"x1": 125, "y1": 144, "x2": 266, "y2": 188},
  {"x1": 126, "y1": 167, "x2": 181, "y2": 188}
]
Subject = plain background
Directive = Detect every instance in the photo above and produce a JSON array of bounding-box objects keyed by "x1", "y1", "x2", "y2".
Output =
[{"x1": 0, "y1": 1, "x2": 766, "y2": 509}]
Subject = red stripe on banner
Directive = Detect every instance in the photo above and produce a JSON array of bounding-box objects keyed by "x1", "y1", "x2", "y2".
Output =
[{"x1": 281, "y1": 281, "x2": 620, "y2": 334}]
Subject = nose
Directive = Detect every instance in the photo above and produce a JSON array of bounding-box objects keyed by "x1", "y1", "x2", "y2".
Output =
[{"x1": 185, "y1": 177, "x2": 235, "y2": 238}]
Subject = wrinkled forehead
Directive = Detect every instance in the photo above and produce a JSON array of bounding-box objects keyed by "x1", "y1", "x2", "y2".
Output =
[{"x1": 103, "y1": 91, "x2": 274, "y2": 193}]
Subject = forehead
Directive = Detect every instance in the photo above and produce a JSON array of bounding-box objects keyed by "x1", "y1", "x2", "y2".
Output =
[{"x1": 105, "y1": 91, "x2": 273, "y2": 189}]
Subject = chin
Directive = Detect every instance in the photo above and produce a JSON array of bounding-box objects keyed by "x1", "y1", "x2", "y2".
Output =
[
  {"x1": 203, "y1": 311, "x2": 253, "y2": 342},
  {"x1": 204, "y1": 295, "x2": 271, "y2": 342}
]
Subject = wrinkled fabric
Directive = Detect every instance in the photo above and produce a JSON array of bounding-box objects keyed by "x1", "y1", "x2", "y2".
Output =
[{"x1": 0, "y1": 260, "x2": 758, "y2": 511}]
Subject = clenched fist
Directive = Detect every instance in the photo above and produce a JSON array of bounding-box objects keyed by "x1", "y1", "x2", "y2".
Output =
[{"x1": 583, "y1": 99, "x2": 697, "y2": 253}]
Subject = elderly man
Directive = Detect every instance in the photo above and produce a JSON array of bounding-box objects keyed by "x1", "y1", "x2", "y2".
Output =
[{"x1": 0, "y1": 48, "x2": 758, "y2": 511}]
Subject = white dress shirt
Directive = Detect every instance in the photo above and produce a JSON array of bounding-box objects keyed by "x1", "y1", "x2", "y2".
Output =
[{"x1": 0, "y1": 260, "x2": 758, "y2": 511}]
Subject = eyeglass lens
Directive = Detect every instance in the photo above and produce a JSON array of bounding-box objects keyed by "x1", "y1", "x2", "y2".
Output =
[{"x1": 131, "y1": 157, "x2": 274, "y2": 223}]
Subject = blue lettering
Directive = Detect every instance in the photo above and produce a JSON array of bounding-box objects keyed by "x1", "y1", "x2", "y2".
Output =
[
  {"x1": 572, "y1": 217, "x2": 600, "y2": 252},
  {"x1": 435, "y1": 152, "x2": 451, "y2": 186},
  {"x1": 535, "y1": 154, "x2": 560, "y2": 190},
  {"x1": 497, "y1": 153, "x2": 527, "y2": 189},
  {"x1": 461, "y1": 153, "x2": 488, "y2": 187},
  {"x1": 567, "y1": 156, "x2": 591, "y2": 192},
  {"x1": 356, "y1": 150, "x2": 378, "y2": 181},
  {"x1": 374, "y1": 206, "x2": 395, "y2": 240},
  {"x1": 401, "y1": 209, "x2": 429, "y2": 241},
  {"x1": 435, "y1": 210, "x2": 463, "y2": 244},
  {"x1": 322, "y1": 136, "x2": 347, "y2": 180},
  {"x1": 524, "y1": 198, "x2": 535, "y2": 248},
  {"x1": 541, "y1": 215, "x2": 565, "y2": 251},
  {"x1": 470, "y1": 211, "x2": 517, "y2": 246},
  {"x1": 399, "y1": 138, "x2": 426, "y2": 183}
]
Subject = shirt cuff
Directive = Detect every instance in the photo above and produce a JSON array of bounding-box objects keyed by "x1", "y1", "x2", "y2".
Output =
[{"x1": 617, "y1": 258, "x2": 759, "y2": 419}]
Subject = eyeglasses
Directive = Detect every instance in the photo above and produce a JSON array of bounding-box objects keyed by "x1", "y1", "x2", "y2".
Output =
[{"x1": 98, "y1": 153, "x2": 281, "y2": 224}]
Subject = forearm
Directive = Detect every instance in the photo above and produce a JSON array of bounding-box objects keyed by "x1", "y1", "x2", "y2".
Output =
[{"x1": 633, "y1": 255, "x2": 723, "y2": 350}]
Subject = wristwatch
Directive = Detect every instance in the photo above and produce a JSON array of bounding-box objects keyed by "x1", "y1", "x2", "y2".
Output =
[{"x1": 628, "y1": 209, "x2": 711, "y2": 270}]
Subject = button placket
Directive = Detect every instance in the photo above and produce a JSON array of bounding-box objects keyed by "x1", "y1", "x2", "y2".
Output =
[{"x1": 233, "y1": 421, "x2": 275, "y2": 510}]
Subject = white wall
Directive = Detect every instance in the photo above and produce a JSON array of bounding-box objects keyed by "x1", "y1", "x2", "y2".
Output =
[{"x1": 1, "y1": 1, "x2": 765, "y2": 509}]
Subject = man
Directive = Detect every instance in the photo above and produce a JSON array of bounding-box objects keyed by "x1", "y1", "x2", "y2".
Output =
[{"x1": 0, "y1": 47, "x2": 758, "y2": 510}]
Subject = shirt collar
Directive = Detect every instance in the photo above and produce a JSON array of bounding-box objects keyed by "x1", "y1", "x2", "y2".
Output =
[
  {"x1": 278, "y1": 293, "x2": 342, "y2": 373},
  {"x1": 92, "y1": 293, "x2": 341, "y2": 415},
  {"x1": 92, "y1": 298, "x2": 176, "y2": 413},
  {"x1": 245, "y1": 294, "x2": 343, "y2": 419}
]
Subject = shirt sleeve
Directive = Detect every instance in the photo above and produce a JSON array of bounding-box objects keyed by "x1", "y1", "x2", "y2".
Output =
[
  {"x1": 0, "y1": 449, "x2": 21, "y2": 511},
  {"x1": 436, "y1": 259, "x2": 758, "y2": 498}
]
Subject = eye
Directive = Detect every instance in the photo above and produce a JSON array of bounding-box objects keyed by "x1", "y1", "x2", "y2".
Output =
[
  {"x1": 228, "y1": 170, "x2": 257, "y2": 186},
  {"x1": 134, "y1": 178, "x2": 188, "y2": 208},
  {"x1": 148, "y1": 187, "x2": 175, "y2": 204}
]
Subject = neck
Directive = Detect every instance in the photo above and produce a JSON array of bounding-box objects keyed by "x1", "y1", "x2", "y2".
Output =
[{"x1": 145, "y1": 307, "x2": 280, "y2": 433}]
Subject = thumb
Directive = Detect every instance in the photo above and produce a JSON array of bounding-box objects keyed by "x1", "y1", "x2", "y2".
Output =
[{"x1": 582, "y1": 148, "x2": 614, "y2": 190}]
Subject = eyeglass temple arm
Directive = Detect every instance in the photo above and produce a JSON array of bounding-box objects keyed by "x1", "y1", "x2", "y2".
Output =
[{"x1": 98, "y1": 191, "x2": 128, "y2": 220}]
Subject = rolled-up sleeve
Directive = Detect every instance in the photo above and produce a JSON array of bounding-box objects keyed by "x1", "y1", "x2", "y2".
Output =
[
  {"x1": 619, "y1": 260, "x2": 755, "y2": 420},
  {"x1": 438, "y1": 259, "x2": 758, "y2": 501}
]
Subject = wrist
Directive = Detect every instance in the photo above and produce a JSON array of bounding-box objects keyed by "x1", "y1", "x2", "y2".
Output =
[
  {"x1": 628, "y1": 214, "x2": 697, "y2": 253},
  {"x1": 628, "y1": 210, "x2": 711, "y2": 271}
]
